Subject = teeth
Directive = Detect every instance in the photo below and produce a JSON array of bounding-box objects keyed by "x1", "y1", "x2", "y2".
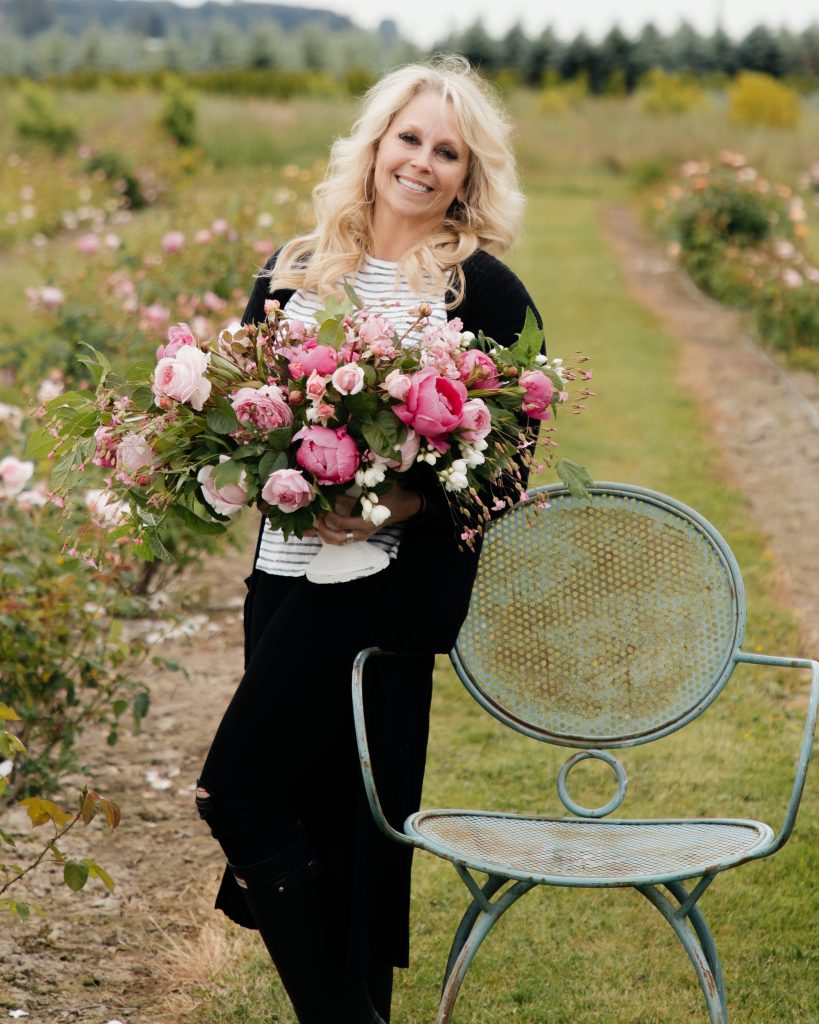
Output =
[{"x1": 397, "y1": 176, "x2": 432, "y2": 193}]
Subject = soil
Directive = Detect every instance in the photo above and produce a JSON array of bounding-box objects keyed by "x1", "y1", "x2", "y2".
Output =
[{"x1": 1, "y1": 204, "x2": 817, "y2": 1023}]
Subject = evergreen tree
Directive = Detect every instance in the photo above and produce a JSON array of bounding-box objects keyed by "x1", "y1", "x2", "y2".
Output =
[
  {"x1": 523, "y1": 26, "x2": 561, "y2": 84},
  {"x1": 737, "y1": 25, "x2": 786, "y2": 77},
  {"x1": 668, "y1": 21, "x2": 707, "y2": 74},
  {"x1": 598, "y1": 25, "x2": 637, "y2": 90},
  {"x1": 560, "y1": 33, "x2": 603, "y2": 91},
  {"x1": 706, "y1": 26, "x2": 739, "y2": 76},
  {"x1": 499, "y1": 21, "x2": 530, "y2": 72},
  {"x1": 455, "y1": 19, "x2": 500, "y2": 72},
  {"x1": 632, "y1": 23, "x2": 670, "y2": 79}
]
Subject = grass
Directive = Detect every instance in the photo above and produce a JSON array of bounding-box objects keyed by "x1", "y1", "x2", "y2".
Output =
[{"x1": 0, "y1": 87, "x2": 816, "y2": 1023}]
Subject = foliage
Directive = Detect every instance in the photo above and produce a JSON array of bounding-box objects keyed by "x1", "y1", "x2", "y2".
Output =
[
  {"x1": 13, "y1": 80, "x2": 78, "y2": 153},
  {"x1": 728, "y1": 71, "x2": 802, "y2": 128},
  {"x1": 160, "y1": 75, "x2": 198, "y2": 148},
  {"x1": 637, "y1": 69, "x2": 709, "y2": 115},
  {"x1": 657, "y1": 154, "x2": 819, "y2": 360},
  {"x1": 538, "y1": 70, "x2": 588, "y2": 114}
]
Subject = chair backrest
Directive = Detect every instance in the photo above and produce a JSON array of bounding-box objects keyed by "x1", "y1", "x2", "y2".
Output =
[{"x1": 451, "y1": 483, "x2": 746, "y2": 749}]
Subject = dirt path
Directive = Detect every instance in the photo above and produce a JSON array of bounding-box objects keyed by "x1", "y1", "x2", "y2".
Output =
[
  {"x1": 603, "y1": 205, "x2": 819, "y2": 653},
  {"x1": 2, "y1": 205, "x2": 818, "y2": 1024}
]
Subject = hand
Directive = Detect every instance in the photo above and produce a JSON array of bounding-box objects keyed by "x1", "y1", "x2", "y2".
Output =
[{"x1": 314, "y1": 487, "x2": 423, "y2": 545}]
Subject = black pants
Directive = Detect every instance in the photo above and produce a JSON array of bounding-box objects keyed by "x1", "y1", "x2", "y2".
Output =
[{"x1": 197, "y1": 558, "x2": 436, "y2": 989}]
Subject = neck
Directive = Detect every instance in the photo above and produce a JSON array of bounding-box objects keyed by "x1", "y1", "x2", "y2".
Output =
[{"x1": 370, "y1": 203, "x2": 441, "y2": 262}]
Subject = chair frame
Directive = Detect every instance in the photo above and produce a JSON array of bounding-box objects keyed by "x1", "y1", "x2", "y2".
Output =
[{"x1": 352, "y1": 484, "x2": 818, "y2": 1023}]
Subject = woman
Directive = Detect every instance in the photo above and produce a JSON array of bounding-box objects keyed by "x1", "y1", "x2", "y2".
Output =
[{"x1": 195, "y1": 55, "x2": 542, "y2": 1024}]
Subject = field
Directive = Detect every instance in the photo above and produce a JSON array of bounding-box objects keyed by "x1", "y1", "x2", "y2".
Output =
[{"x1": 0, "y1": 83, "x2": 817, "y2": 1023}]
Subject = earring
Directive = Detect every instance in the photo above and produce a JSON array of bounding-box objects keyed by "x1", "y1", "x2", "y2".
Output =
[{"x1": 363, "y1": 172, "x2": 375, "y2": 204}]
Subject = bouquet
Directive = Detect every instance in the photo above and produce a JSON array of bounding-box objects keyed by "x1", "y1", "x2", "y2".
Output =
[{"x1": 34, "y1": 287, "x2": 592, "y2": 583}]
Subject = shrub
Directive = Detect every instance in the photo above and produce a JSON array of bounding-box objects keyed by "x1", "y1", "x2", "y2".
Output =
[
  {"x1": 14, "y1": 81, "x2": 78, "y2": 154},
  {"x1": 728, "y1": 71, "x2": 801, "y2": 129},
  {"x1": 538, "y1": 70, "x2": 587, "y2": 114},
  {"x1": 638, "y1": 69, "x2": 708, "y2": 115},
  {"x1": 83, "y1": 150, "x2": 148, "y2": 209},
  {"x1": 160, "y1": 75, "x2": 198, "y2": 148}
]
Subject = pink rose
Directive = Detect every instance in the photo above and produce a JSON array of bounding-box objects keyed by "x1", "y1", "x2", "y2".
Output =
[
  {"x1": 152, "y1": 345, "x2": 212, "y2": 411},
  {"x1": 458, "y1": 398, "x2": 492, "y2": 442},
  {"x1": 76, "y1": 233, "x2": 101, "y2": 254},
  {"x1": 382, "y1": 369, "x2": 412, "y2": 401},
  {"x1": 312, "y1": 402, "x2": 335, "y2": 423},
  {"x1": 203, "y1": 290, "x2": 226, "y2": 313},
  {"x1": 458, "y1": 349, "x2": 500, "y2": 390},
  {"x1": 161, "y1": 231, "x2": 185, "y2": 253},
  {"x1": 84, "y1": 488, "x2": 128, "y2": 527},
  {"x1": 393, "y1": 368, "x2": 468, "y2": 449},
  {"x1": 519, "y1": 370, "x2": 554, "y2": 420},
  {"x1": 116, "y1": 434, "x2": 154, "y2": 475},
  {"x1": 289, "y1": 343, "x2": 339, "y2": 381},
  {"x1": 157, "y1": 322, "x2": 197, "y2": 360},
  {"x1": 331, "y1": 363, "x2": 365, "y2": 396},
  {"x1": 305, "y1": 371, "x2": 328, "y2": 403},
  {"x1": 0, "y1": 456, "x2": 34, "y2": 498},
  {"x1": 197, "y1": 456, "x2": 248, "y2": 516},
  {"x1": 295, "y1": 425, "x2": 359, "y2": 485},
  {"x1": 195, "y1": 229, "x2": 212, "y2": 245},
  {"x1": 385, "y1": 429, "x2": 420, "y2": 472},
  {"x1": 141, "y1": 304, "x2": 170, "y2": 330},
  {"x1": 231, "y1": 384, "x2": 293, "y2": 432},
  {"x1": 92, "y1": 424, "x2": 118, "y2": 468},
  {"x1": 261, "y1": 468, "x2": 314, "y2": 513}
]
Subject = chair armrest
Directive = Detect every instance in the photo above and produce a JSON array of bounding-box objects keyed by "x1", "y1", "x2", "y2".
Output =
[
  {"x1": 352, "y1": 647, "x2": 418, "y2": 849},
  {"x1": 735, "y1": 651, "x2": 819, "y2": 854}
]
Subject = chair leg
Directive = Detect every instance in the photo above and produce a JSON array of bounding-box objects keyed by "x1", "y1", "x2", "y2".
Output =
[
  {"x1": 442, "y1": 873, "x2": 507, "y2": 990},
  {"x1": 637, "y1": 884, "x2": 729, "y2": 1024},
  {"x1": 436, "y1": 879, "x2": 535, "y2": 1024},
  {"x1": 666, "y1": 879, "x2": 727, "y2": 1016}
]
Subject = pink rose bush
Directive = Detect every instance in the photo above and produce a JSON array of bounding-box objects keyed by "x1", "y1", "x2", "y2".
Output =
[
  {"x1": 40, "y1": 289, "x2": 591, "y2": 560},
  {"x1": 0, "y1": 456, "x2": 34, "y2": 498}
]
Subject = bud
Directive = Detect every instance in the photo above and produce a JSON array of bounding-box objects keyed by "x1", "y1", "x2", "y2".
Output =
[
  {"x1": 503, "y1": 366, "x2": 518, "y2": 378},
  {"x1": 288, "y1": 390, "x2": 305, "y2": 406}
]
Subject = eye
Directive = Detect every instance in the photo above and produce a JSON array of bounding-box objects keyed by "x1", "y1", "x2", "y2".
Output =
[
  {"x1": 437, "y1": 146, "x2": 458, "y2": 161},
  {"x1": 398, "y1": 131, "x2": 419, "y2": 145}
]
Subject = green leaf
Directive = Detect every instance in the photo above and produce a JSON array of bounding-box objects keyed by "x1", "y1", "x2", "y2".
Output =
[
  {"x1": 344, "y1": 391, "x2": 378, "y2": 421},
  {"x1": 26, "y1": 427, "x2": 58, "y2": 460},
  {"x1": 211, "y1": 457, "x2": 243, "y2": 488},
  {"x1": 64, "y1": 860, "x2": 89, "y2": 892},
  {"x1": 144, "y1": 530, "x2": 174, "y2": 564},
  {"x1": 169, "y1": 503, "x2": 227, "y2": 535},
  {"x1": 0, "y1": 826, "x2": 15, "y2": 847},
  {"x1": 317, "y1": 317, "x2": 345, "y2": 350},
  {"x1": 0, "y1": 703, "x2": 20, "y2": 721},
  {"x1": 231, "y1": 442, "x2": 266, "y2": 460},
  {"x1": 124, "y1": 360, "x2": 155, "y2": 385},
  {"x1": 362, "y1": 410, "x2": 401, "y2": 458},
  {"x1": 130, "y1": 386, "x2": 155, "y2": 411},
  {"x1": 507, "y1": 307, "x2": 544, "y2": 364},
  {"x1": 265, "y1": 426, "x2": 292, "y2": 451},
  {"x1": 343, "y1": 280, "x2": 364, "y2": 309},
  {"x1": 555, "y1": 458, "x2": 593, "y2": 498},
  {"x1": 206, "y1": 398, "x2": 240, "y2": 435},
  {"x1": 86, "y1": 859, "x2": 115, "y2": 893},
  {"x1": 258, "y1": 448, "x2": 288, "y2": 481},
  {"x1": 75, "y1": 346, "x2": 112, "y2": 388},
  {"x1": 132, "y1": 691, "x2": 150, "y2": 722}
]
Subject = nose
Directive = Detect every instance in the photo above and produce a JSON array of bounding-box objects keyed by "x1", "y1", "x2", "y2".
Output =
[{"x1": 409, "y1": 147, "x2": 433, "y2": 174}]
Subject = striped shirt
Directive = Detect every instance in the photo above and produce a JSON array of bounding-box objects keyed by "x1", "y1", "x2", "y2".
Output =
[{"x1": 255, "y1": 254, "x2": 447, "y2": 577}]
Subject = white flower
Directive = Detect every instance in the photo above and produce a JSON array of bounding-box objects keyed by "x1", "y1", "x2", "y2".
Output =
[
  {"x1": 461, "y1": 446, "x2": 485, "y2": 469},
  {"x1": 355, "y1": 462, "x2": 387, "y2": 489},
  {"x1": 534, "y1": 353, "x2": 548, "y2": 365},
  {"x1": 0, "y1": 456, "x2": 34, "y2": 498},
  {"x1": 37, "y1": 378, "x2": 64, "y2": 404},
  {"x1": 84, "y1": 489, "x2": 129, "y2": 527},
  {"x1": 451, "y1": 459, "x2": 467, "y2": 475},
  {"x1": 368, "y1": 504, "x2": 391, "y2": 527}
]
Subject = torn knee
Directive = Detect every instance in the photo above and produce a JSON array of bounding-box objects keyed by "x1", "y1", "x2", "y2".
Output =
[{"x1": 194, "y1": 784, "x2": 212, "y2": 821}]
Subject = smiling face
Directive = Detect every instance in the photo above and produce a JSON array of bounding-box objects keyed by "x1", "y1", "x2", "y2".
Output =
[{"x1": 371, "y1": 89, "x2": 469, "y2": 251}]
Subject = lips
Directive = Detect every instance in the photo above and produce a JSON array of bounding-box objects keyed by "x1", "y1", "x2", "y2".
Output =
[{"x1": 396, "y1": 175, "x2": 432, "y2": 194}]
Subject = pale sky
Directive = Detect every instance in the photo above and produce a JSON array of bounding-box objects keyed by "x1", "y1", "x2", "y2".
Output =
[{"x1": 171, "y1": 0, "x2": 819, "y2": 45}]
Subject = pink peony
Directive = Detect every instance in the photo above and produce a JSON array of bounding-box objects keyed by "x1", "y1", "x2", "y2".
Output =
[
  {"x1": 261, "y1": 467, "x2": 314, "y2": 514},
  {"x1": 287, "y1": 343, "x2": 339, "y2": 381},
  {"x1": 458, "y1": 398, "x2": 492, "y2": 442},
  {"x1": 152, "y1": 345, "x2": 212, "y2": 411},
  {"x1": 519, "y1": 370, "x2": 554, "y2": 420},
  {"x1": 458, "y1": 349, "x2": 500, "y2": 390},
  {"x1": 393, "y1": 368, "x2": 468, "y2": 449},
  {"x1": 231, "y1": 384, "x2": 293, "y2": 432},
  {"x1": 295, "y1": 425, "x2": 359, "y2": 485},
  {"x1": 331, "y1": 363, "x2": 365, "y2": 396},
  {"x1": 197, "y1": 457, "x2": 248, "y2": 516},
  {"x1": 157, "y1": 322, "x2": 197, "y2": 360},
  {"x1": 0, "y1": 456, "x2": 34, "y2": 498},
  {"x1": 161, "y1": 231, "x2": 185, "y2": 253},
  {"x1": 116, "y1": 434, "x2": 155, "y2": 475}
]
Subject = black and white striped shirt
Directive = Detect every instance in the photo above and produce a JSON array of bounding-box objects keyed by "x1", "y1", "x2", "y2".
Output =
[{"x1": 255, "y1": 255, "x2": 446, "y2": 577}]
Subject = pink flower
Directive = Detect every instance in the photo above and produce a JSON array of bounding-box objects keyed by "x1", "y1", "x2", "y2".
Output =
[
  {"x1": 203, "y1": 290, "x2": 226, "y2": 313},
  {"x1": 519, "y1": 370, "x2": 554, "y2": 420},
  {"x1": 331, "y1": 363, "x2": 365, "y2": 396},
  {"x1": 458, "y1": 349, "x2": 500, "y2": 390},
  {"x1": 152, "y1": 345, "x2": 212, "y2": 411},
  {"x1": 211, "y1": 218, "x2": 229, "y2": 236},
  {"x1": 458, "y1": 398, "x2": 492, "y2": 442},
  {"x1": 195, "y1": 229, "x2": 212, "y2": 245},
  {"x1": 76, "y1": 233, "x2": 101, "y2": 254},
  {"x1": 287, "y1": 343, "x2": 339, "y2": 380},
  {"x1": 92, "y1": 424, "x2": 118, "y2": 468},
  {"x1": 382, "y1": 370, "x2": 412, "y2": 401},
  {"x1": 116, "y1": 434, "x2": 154, "y2": 475},
  {"x1": 261, "y1": 467, "x2": 314, "y2": 513},
  {"x1": 161, "y1": 231, "x2": 185, "y2": 253},
  {"x1": 295, "y1": 425, "x2": 359, "y2": 485},
  {"x1": 312, "y1": 402, "x2": 335, "y2": 423},
  {"x1": 37, "y1": 377, "x2": 64, "y2": 404},
  {"x1": 385, "y1": 429, "x2": 420, "y2": 472},
  {"x1": 393, "y1": 368, "x2": 468, "y2": 449},
  {"x1": 26, "y1": 285, "x2": 65, "y2": 312},
  {"x1": 84, "y1": 488, "x2": 128, "y2": 527},
  {"x1": 0, "y1": 456, "x2": 34, "y2": 497},
  {"x1": 141, "y1": 303, "x2": 170, "y2": 330},
  {"x1": 231, "y1": 384, "x2": 293, "y2": 432},
  {"x1": 305, "y1": 371, "x2": 328, "y2": 403},
  {"x1": 197, "y1": 457, "x2": 248, "y2": 517},
  {"x1": 157, "y1": 322, "x2": 198, "y2": 360}
]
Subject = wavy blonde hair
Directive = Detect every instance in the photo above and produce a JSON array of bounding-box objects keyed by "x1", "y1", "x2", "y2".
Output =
[{"x1": 270, "y1": 54, "x2": 525, "y2": 307}]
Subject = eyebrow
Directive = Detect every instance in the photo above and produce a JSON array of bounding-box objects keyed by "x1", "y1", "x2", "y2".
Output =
[{"x1": 397, "y1": 123, "x2": 463, "y2": 151}]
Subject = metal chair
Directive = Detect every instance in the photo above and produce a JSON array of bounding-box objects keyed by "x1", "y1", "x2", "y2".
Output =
[{"x1": 352, "y1": 483, "x2": 818, "y2": 1023}]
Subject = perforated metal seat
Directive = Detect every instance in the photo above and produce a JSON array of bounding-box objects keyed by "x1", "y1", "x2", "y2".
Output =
[
  {"x1": 407, "y1": 811, "x2": 775, "y2": 886},
  {"x1": 352, "y1": 483, "x2": 818, "y2": 1024}
]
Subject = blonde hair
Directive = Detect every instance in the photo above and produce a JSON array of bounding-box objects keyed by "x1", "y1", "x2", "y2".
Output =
[{"x1": 270, "y1": 54, "x2": 525, "y2": 307}]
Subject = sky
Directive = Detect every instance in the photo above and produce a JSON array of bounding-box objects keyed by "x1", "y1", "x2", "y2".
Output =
[{"x1": 170, "y1": 0, "x2": 819, "y2": 45}]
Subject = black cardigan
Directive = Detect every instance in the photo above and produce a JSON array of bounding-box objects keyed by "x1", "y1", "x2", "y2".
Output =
[{"x1": 241, "y1": 247, "x2": 544, "y2": 651}]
